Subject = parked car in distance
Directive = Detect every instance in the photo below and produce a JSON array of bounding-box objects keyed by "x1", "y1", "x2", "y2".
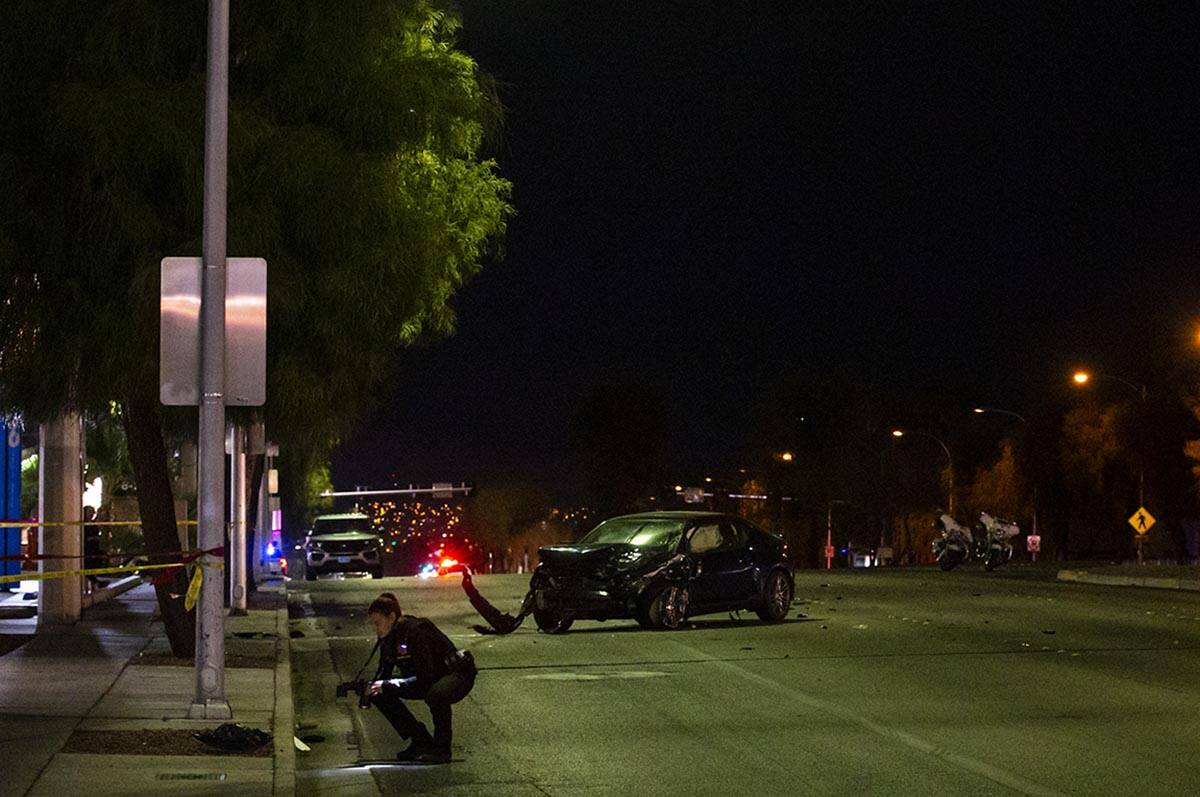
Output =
[
  {"x1": 529, "y1": 511, "x2": 794, "y2": 633},
  {"x1": 303, "y1": 513, "x2": 383, "y2": 580}
]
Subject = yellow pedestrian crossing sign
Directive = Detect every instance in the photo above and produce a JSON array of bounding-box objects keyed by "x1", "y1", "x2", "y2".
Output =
[{"x1": 1128, "y1": 507, "x2": 1156, "y2": 535}]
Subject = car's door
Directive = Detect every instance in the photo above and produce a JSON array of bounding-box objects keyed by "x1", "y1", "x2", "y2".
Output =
[
  {"x1": 686, "y1": 522, "x2": 756, "y2": 611},
  {"x1": 718, "y1": 521, "x2": 759, "y2": 603}
]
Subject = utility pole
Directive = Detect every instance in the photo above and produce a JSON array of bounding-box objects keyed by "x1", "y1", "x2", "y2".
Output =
[
  {"x1": 826, "y1": 500, "x2": 848, "y2": 571},
  {"x1": 190, "y1": 0, "x2": 231, "y2": 719},
  {"x1": 825, "y1": 503, "x2": 833, "y2": 571}
]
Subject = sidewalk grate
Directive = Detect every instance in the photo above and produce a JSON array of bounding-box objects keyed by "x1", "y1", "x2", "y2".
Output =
[{"x1": 156, "y1": 772, "x2": 227, "y2": 781}]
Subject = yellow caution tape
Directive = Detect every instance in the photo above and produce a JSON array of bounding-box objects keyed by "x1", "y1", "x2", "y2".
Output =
[
  {"x1": 0, "y1": 552, "x2": 222, "y2": 585},
  {"x1": 184, "y1": 565, "x2": 204, "y2": 612},
  {"x1": 0, "y1": 560, "x2": 184, "y2": 584},
  {"x1": 0, "y1": 520, "x2": 199, "y2": 528}
]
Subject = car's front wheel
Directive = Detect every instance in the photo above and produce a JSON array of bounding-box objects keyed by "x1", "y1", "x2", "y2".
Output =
[
  {"x1": 533, "y1": 606, "x2": 574, "y2": 634},
  {"x1": 638, "y1": 582, "x2": 689, "y2": 630},
  {"x1": 756, "y1": 569, "x2": 792, "y2": 622}
]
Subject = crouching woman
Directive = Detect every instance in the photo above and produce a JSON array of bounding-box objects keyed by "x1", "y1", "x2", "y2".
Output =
[{"x1": 363, "y1": 592, "x2": 476, "y2": 763}]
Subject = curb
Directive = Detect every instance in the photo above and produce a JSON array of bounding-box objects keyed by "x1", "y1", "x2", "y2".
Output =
[
  {"x1": 1057, "y1": 569, "x2": 1200, "y2": 592},
  {"x1": 272, "y1": 593, "x2": 296, "y2": 797}
]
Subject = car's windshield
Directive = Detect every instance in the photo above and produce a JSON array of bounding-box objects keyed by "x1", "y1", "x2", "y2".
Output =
[
  {"x1": 579, "y1": 518, "x2": 686, "y2": 549},
  {"x1": 311, "y1": 518, "x2": 372, "y2": 536}
]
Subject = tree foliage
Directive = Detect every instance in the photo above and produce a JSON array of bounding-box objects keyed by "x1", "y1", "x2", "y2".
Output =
[
  {"x1": 464, "y1": 483, "x2": 552, "y2": 553},
  {"x1": 964, "y1": 438, "x2": 1024, "y2": 521},
  {"x1": 1060, "y1": 404, "x2": 1125, "y2": 497},
  {"x1": 0, "y1": 1, "x2": 511, "y2": 652},
  {"x1": 1, "y1": 0, "x2": 510, "y2": 436},
  {"x1": 571, "y1": 385, "x2": 667, "y2": 517}
]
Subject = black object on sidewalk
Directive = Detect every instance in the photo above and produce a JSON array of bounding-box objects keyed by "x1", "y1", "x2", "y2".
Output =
[{"x1": 194, "y1": 723, "x2": 272, "y2": 753}]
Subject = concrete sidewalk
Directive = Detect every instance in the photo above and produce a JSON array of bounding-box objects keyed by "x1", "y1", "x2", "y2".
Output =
[
  {"x1": 0, "y1": 581, "x2": 294, "y2": 797},
  {"x1": 1058, "y1": 566, "x2": 1200, "y2": 592}
]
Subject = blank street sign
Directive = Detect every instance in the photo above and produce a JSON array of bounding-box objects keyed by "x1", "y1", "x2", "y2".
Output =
[{"x1": 160, "y1": 257, "x2": 266, "y2": 406}]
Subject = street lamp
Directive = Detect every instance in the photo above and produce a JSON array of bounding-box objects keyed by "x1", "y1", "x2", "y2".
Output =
[
  {"x1": 973, "y1": 406, "x2": 1027, "y2": 424},
  {"x1": 825, "y1": 499, "x2": 849, "y2": 571},
  {"x1": 1070, "y1": 369, "x2": 1148, "y2": 504},
  {"x1": 892, "y1": 429, "x2": 955, "y2": 514},
  {"x1": 779, "y1": 451, "x2": 794, "y2": 462},
  {"x1": 1071, "y1": 369, "x2": 1146, "y2": 402},
  {"x1": 972, "y1": 405, "x2": 1037, "y2": 544},
  {"x1": 1071, "y1": 368, "x2": 1150, "y2": 564}
]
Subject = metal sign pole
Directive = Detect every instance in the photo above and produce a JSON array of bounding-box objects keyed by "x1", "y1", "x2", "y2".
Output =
[{"x1": 191, "y1": 0, "x2": 231, "y2": 719}]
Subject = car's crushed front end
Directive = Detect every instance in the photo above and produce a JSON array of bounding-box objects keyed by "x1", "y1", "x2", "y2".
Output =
[{"x1": 530, "y1": 544, "x2": 674, "y2": 621}]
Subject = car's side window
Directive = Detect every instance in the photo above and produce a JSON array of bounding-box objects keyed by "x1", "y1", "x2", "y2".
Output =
[
  {"x1": 687, "y1": 524, "x2": 723, "y2": 555},
  {"x1": 720, "y1": 522, "x2": 745, "y2": 549},
  {"x1": 735, "y1": 520, "x2": 763, "y2": 546}
]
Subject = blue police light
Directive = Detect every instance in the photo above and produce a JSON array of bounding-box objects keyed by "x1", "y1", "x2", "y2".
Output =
[{"x1": 266, "y1": 542, "x2": 277, "y2": 557}]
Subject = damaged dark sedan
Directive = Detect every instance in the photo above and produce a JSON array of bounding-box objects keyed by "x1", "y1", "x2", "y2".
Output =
[{"x1": 529, "y1": 511, "x2": 794, "y2": 633}]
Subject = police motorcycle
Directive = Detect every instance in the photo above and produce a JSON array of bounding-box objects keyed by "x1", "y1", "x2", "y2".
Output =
[
  {"x1": 975, "y1": 512, "x2": 1019, "y2": 571},
  {"x1": 931, "y1": 512, "x2": 975, "y2": 571}
]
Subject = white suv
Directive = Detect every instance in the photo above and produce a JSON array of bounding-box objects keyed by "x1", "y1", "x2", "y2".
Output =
[{"x1": 303, "y1": 513, "x2": 384, "y2": 580}]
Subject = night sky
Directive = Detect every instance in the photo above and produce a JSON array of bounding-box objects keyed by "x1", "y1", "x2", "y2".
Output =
[{"x1": 332, "y1": 2, "x2": 1200, "y2": 495}]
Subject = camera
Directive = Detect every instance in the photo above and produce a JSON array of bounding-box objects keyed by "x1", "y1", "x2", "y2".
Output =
[{"x1": 335, "y1": 679, "x2": 372, "y2": 709}]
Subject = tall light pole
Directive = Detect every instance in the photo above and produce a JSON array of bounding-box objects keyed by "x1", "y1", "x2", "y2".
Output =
[
  {"x1": 892, "y1": 429, "x2": 954, "y2": 515},
  {"x1": 852, "y1": 440, "x2": 891, "y2": 555},
  {"x1": 825, "y1": 499, "x2": 849, "y2": 571},
  {"x1": 1072, "y1": 369, "x2": 1149, "y2": 564},
  {"x1": 191, "y1": 0, "x2": 231, "y2": 719},
  {"x1": 973, "y1": 406, "x2": 1038, "y2": 553}
]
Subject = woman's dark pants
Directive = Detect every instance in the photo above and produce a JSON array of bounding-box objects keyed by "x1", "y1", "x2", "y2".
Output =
[{"x1": 371, "y1": 671, "x2": 475, "y2": 748}]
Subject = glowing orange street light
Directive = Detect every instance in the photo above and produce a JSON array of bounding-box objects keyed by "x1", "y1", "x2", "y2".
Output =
[
  {"x1": 891, "y1": 429, "x2": 904, "y2": 438},
  {"x1": 780, "y1": 451, "x2": 794, "y2": 462},
  {"x1": 1073, "y1": 371, "x2": 1090, "y2": 385}
]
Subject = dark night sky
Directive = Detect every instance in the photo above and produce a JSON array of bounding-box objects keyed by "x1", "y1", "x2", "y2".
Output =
[{"x1": 331, "y1": 2, "x2": 1200, "y2": 495}]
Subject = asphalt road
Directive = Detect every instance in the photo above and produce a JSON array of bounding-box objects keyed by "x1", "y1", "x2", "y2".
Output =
[{"x1": 288, "y1": 568, "x2": 1200, "y2": 796}]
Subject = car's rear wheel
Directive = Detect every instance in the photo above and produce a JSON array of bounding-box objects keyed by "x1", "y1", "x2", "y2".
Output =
[
  {"x1": 533, "y1": 608, "x2": 573, "y2": 634},
  {"x1": 756, "y1": 569, "x2": 792, "y2": 622},
  {"x1": 369, "y1": 566, "x2": 383, "y2": 579},
  {"x1": 305, "y1": 568, "x2": 317, "y2": 581},
  {"x1": 638, "y1": 582, "x2": 689, "y2": 630}
]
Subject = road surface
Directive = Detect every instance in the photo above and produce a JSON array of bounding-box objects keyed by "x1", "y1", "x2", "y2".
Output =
[{"x1": 289, "y1": 567, "x2": 1200, "y2": 795}]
